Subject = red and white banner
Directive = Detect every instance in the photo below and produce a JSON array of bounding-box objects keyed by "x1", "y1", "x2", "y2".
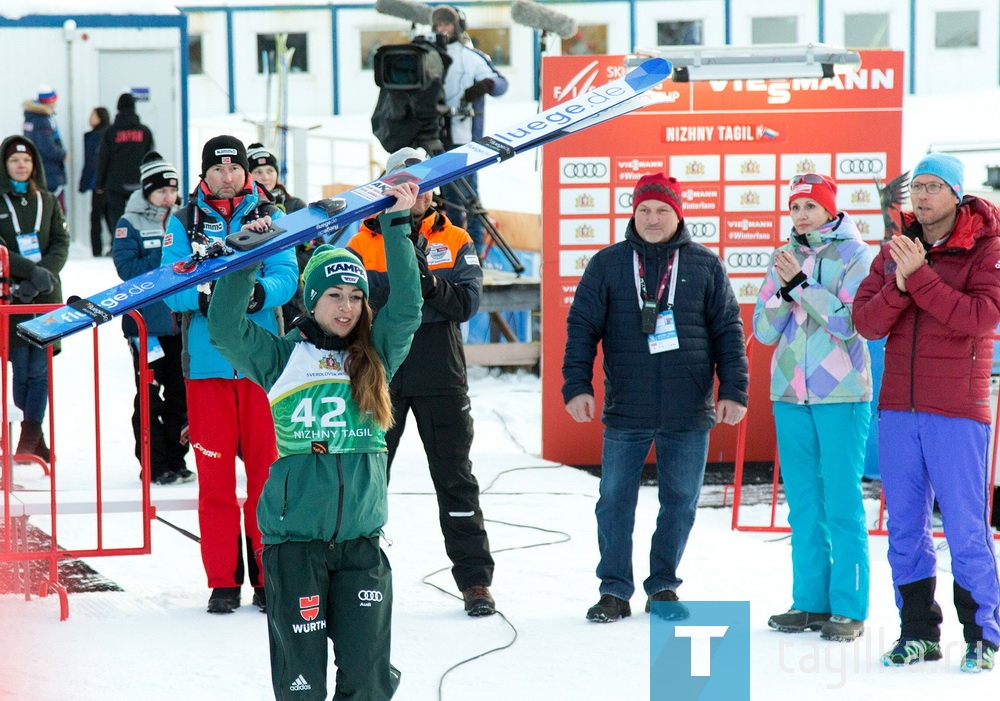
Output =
[{"x1": 540, "y1": 52, "x2": 904, "y2": 466}]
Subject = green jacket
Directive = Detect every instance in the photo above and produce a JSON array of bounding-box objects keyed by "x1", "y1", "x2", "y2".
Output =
[
  {"x1": 207, "y1": 213, "x2": 422, "y2": 544},
  {"x1": 0, "y1": 135, "x2": 70, "y2": 350}
]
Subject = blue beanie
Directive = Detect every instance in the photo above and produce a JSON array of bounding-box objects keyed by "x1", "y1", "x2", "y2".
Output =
[{"x1": 912, "y1": 152, "x2": 964, "y2": 201}]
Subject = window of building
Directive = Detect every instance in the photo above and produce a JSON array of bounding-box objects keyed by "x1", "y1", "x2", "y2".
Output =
[
  {"x1": 188, "y1": 33, "x2": 203, "y2": 75},
  {"x1": 751, "y1": 16, "x2": 797, "y2": 44},
  {"x1": 657, "y1": 20, "x2": 703, "y2": 46},
  {"x1": 844, "y1": 13, "x2": 890, "y2": 48},
  {"x1": 257, "y1": 33, "x2": 309, "y2": 74},
  {"x1": 468, "y1": 26, "x2": 511, "y2": 66},
  {"x1": 935, "y1": 11, "x2": 979, "y2": 48},
  {"x1": 360, "y1": 29, "x2": 411, "y2": 70},
  {"x1": 560, "y1": 24, "x2": 608, "y2": 56}
]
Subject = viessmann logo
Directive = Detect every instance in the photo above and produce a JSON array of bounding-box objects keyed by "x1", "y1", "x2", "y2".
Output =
[{"x1": 707, "y1": 67, "x2": 896, "y2": 105}]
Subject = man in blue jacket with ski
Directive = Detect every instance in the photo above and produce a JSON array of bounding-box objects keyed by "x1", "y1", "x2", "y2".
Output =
[
  {"x1": 562, "y1": 172, "x2": 749, "y2": 623},
  {"x1": 161, "y1": 135, "x2": 298, "y2": 615}
]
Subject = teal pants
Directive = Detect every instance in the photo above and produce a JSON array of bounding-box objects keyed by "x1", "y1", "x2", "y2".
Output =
[
  {"x1": 774, "y1": 401, "x2": 872, "y2": 621},
  {"x1": 263, "y1": 537, "x2": 400, "y2": 700}
]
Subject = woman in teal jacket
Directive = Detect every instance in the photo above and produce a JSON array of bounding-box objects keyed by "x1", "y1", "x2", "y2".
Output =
[
  {"x1": 207, "y1": 182, "x2": 422, "y2": 701},
  {"x1": 753, "y1": 173, "x2": 873, "y2": 643}
]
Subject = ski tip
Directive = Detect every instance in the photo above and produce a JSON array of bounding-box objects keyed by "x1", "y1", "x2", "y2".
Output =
[{"x1": 626, "y1": 57, "x2": 673, "y2": 89}]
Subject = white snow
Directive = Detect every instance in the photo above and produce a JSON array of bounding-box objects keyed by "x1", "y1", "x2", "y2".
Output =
[
  {"x1": 3, "y1": 74, "x2": 1000, "y2": 699},
  {"x1": 0, "y1": 257, "x2": 996, "y2": 700}
]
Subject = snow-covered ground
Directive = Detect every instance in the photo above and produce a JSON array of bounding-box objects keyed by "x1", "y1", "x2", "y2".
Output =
[{"x1": 1, "y1": 253, "x2": 997, "y2": 700}]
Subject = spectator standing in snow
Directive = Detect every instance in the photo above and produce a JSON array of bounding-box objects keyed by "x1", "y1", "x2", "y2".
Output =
[
  {"x1": 431, "y1": 5, "x2": 508, "y2": 254},
  {"x1": 207, "y1": 182, "x2": 422, "y2": 700},
  {"x1": 80, "y1": 106, "x2": 111, "y2": 256},
  {"x1": 753, "y1": 173, "x2": 873, "y2": 643},
  {"x1": 348, "y1": 147, "x2": 496, "y2": 617},
  {"x1": 246, "y1": 142, "x2": 310, "y2": 330},
  {"x1": 160, "y1": 135, "x2": 298, "y2": 615},
  {"x1": 96, "y1": 92, "x2": 154, "y2": 235},
  {"x1": 854, "y1": 153, "x2": 1000, "y2": 672},
  {"x1": 22, "y1": 86, "x2": 67, "y2": 212},
  {"x1": 562, "y1": 172, "x2": 748, "y2": 623},
  {"x1": 111, "y1": 151, "x2": 191, "y2": 487},
  {"x1": 0, "y1": 135, "x2": 70, "y2": 462}
]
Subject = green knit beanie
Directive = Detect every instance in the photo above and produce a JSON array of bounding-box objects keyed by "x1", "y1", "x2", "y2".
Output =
[{"x1": 301, "y1": 245, "x2": 369, "y2": 316}]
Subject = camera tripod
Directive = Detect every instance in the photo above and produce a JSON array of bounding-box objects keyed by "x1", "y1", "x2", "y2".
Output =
[{"x1": 436, "y1": 173, "x2": 524, "y2": 274}]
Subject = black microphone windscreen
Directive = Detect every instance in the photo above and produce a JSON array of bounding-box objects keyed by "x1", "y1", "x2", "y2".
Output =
[
  {"x1": 375, "y1": 0, "x2": 434, "y2": 26},
  {"x1": 511, "y1": 0, "x2": 578, "y2": 39}
]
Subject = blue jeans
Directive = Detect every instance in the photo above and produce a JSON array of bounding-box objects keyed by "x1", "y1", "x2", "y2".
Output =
[
  {"x1": 9, "y1": 345, "x2": 49, "y2": 422},
  {"x1": 596, "y1": 426, "x2": 710, "y2": 600}
]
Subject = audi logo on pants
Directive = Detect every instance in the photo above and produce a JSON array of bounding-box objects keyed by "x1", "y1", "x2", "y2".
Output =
[
  {"x1": 838, "y1": 158, "x2": 884, "y2": 175},
  {"x1": 562, "y1": 163, "x2": 608, "y2": 179},
  {"x1": 358, "y1": 590, "x2": 383, "y2": 602},
  {"x1": 726, "y1": 250, "x2": 772, "y2": 272}
]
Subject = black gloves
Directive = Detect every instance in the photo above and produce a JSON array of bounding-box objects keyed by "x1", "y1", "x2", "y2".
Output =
[
  {"x1": 246, "y1": 281, "x2": 266, "y2": 314},
  {"x1": 30, "y1": 266, "x2": 57, "y2": 295},
  {"x1": 13, "y1": 281, "x2": 39, "y2": 303},
  {"x1": 463, "y1": 78, "x2": 494, "y2": 104},
  {"x1": 12, "y1": 267, "x2": 57, "y2": 303},
  {"x1": 411, "y1": 236, "x2": 437, "y2": 299},
  {"x1": 778, "y1": 271, "x2": 808, "y2": 302}
]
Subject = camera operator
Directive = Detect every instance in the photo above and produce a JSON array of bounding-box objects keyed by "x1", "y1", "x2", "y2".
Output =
[{"x1": 432, "y1": 5, "x2": 508, "y2": 255}]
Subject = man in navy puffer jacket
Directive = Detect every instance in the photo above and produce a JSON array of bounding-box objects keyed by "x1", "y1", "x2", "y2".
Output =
[{"x1": 562, "y1": 172, "x2": 748, "y2": 623}]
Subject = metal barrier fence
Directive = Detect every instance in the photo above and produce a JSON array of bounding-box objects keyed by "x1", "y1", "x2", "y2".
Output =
[
  {"x1": 729, "y1": 336, "x2": 1000, "y2": 539},
  {"x1": 0, "y1": 257, "x2": 156, "y2": 619}
]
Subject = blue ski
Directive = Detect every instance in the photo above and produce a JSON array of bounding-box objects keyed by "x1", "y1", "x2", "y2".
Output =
[{"x1": 18, "y1": 57, "x2": 671, "y2": 347}]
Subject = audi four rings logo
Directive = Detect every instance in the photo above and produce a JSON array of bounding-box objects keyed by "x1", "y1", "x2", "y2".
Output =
[
  {"x1": 358, "y1": 590, "x2": 383, "y2": 602},
  {"x1": 727, "y1": 252, "x2": 771, "y2": 268},
  {"x1": 687, "y1": 222, "x2": 718, "y2": 238},
  {"x1": 618, "y1": 192, "x2": 633, "y2": 208},
  {"x1": 562, "y1": 162, "x2": 608, "y2": 179},
  {"x1": 839, "y1": 158, "x2": 884, "y2": 174}
]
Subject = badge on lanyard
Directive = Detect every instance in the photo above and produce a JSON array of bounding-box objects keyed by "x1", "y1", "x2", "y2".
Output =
[
  {"x1": 648, "y1": 310, "x2": 680, "y2": 354},
  {"x1": 635, "y1": 249, "x2": 681, "y2": 354},
  {"x1": 4, "y1": 192, "x2": 43, "y2": 263}
]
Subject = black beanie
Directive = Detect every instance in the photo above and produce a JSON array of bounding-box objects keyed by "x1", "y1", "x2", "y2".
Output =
[
  {"x1": 117, "y1": 92, "x2": 136, "y2": 112},
  {"x1": 201, "y1": 135, "x2": 249, "y2": 177},
  {"x1": 247, "y1": 143, "x2": 278, "y2": 172},
  {"x1": 140, "y1": 151, "x2": 179, "y2": 198}
]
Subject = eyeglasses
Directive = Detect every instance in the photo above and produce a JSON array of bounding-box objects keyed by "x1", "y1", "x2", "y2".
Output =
[
  {"x1": 910, "y1": 181, "x2": 948, "y2": 195},
  {"x1": 790, "y1": 173, "x2": 827, "y2": 186}
]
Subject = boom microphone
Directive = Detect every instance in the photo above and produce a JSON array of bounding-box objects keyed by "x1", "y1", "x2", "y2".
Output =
[
  {"x1": 375, "y1": 0, "x2": 434, "y2": 26},
  {"x1": 511, "y1": 0, "x2": 578, "y2": 39}
]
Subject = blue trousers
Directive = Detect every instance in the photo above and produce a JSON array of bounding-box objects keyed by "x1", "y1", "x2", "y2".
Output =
[
  {"x1": 880, "y1": 410, "x2": 1000, "y2": 645},
  {"x1": 774, "y1": 401, "x2": 871, "y2": 620},
  {"x1": 9, "y1": 345, "x2": 49, "y2": 422},
  {"x1": 596, "y1": 426, "x2": 709, "y2": 600}
]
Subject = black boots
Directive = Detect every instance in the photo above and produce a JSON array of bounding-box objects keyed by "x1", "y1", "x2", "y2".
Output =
[{"x1": 15, "y1": 420, "x2": 50, "y2": 462}]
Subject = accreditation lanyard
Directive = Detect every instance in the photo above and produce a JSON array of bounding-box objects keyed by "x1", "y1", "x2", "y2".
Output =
[
  {"x1": 3, "y1": 192, "x2": 43, "y2": 262},
  {"x1": 634, "y1": 249, "x2": 680, "y2": 353}
]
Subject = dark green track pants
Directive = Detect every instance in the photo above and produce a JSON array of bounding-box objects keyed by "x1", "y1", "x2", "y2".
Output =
[{"x1": 263, "y1": 537, "x2": 400, "y2": 700}]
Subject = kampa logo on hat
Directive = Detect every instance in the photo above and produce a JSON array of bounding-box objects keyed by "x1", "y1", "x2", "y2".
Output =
[
  {"x1": 214, "y1": 148, "x2": 238, "y2": 157},
  {"x1": 324, "y1": 261, "x2": 365, "y2": 282}
]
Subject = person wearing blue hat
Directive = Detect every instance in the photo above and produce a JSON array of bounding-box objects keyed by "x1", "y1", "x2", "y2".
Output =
[{"x1": 854, "y1": 152, "x2": 1000, "y2": 672}]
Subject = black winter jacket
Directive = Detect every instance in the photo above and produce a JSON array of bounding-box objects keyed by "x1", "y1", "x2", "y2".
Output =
[
  {"x1": 562, "y1": 220, "x2": 748, "y2": 431},
  {"x1": 96, "y1": 109, "x2": 154, "y2": 196}
]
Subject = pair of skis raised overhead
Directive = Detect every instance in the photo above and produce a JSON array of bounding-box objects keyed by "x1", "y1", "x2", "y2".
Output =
[{"x1": 17, "y1": 58, "x2": 672, "y2": 348}]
